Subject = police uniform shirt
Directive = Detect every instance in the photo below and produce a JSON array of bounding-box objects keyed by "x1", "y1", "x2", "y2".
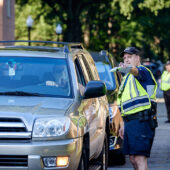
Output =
[
  {"x1": 122, "y1": 66, "x2": 155, "y2": 97},
  {"x1": 135, "y1": 66, "x2": 155, "y2": 91}
]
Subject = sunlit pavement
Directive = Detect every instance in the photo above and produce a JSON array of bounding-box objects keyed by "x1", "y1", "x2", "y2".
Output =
[{"x1": 109, "y1": 88, "x2": 170, "y2": 170}]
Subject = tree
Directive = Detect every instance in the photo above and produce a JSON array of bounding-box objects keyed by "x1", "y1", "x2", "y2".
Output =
[
  {"x1": 15, "y1": 0, "x2": 170, "y2": 61},
  {"x1": 15, "y1": 0, "x2": 60, "y2": 43}
]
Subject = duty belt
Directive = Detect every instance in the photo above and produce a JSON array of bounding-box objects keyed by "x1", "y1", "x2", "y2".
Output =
[
  {"x1": 123, "y1": 112, "x2": 140, "y2": 122},
  {"x1": 123, "y1": 109, "x2": 152, "y2": 122},
  {"x1": 123, "y1": 109, "x2": 158, "y2": 129}
]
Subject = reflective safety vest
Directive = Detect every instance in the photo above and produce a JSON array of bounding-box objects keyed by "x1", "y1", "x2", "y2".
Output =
[
  {"x1": 161, "y1": 71, "x2": 170, "y2": 91},
  {"x1": 117, "y1": 65, "x2": 157, "y2": 116}
]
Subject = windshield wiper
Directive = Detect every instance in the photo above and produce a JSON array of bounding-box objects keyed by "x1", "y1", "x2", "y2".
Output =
[{"x1": 0, "y1": 91, "x2": 43, "y2": 96}]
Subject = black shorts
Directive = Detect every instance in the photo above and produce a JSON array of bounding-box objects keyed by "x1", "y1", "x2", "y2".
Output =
[{"x1": 123, "y1": 118, "x2": 155, "y2": 157}]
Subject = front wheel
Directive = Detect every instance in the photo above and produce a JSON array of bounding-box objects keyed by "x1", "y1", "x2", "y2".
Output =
[
  {"x1": 77, "y1": 147, "x2": 88, "y2": 170},
  {"x1": 97, "y1": 133, "x2": 108, "y2": 170},
  {"x1": 108, "y1": 137, "x2": 125, "y2": 165},
  {"x1": 109, "y1": 149, "x2": 125, "y2": 165}
]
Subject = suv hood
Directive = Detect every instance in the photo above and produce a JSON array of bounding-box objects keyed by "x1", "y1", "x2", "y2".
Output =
[
  {"x1": 0, "y1": 96, "x2": 74, "y2": 131},
  {"x1": 0, "y1": 96, "x2": 74, "y2": 114}
]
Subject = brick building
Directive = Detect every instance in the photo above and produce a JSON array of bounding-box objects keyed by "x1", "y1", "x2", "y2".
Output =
[{"x1": 0, "y1": 0, "x2": 15, "y2": 41}]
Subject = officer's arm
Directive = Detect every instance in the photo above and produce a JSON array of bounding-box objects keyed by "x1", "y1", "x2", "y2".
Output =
[
  {"x1": 130, "y1": 67, "x2": 139, "y2": 76},
  {"x1": 117, "y1": 63, "x2": 139, "y2": 76}
]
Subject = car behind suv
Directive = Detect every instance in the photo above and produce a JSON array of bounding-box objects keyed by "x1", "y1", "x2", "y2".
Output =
[
  {"x1": 142, "y1": 60, "x2": 163, "y2": 80},
  {"x1": 91, "y1": 50, "x2": 125, "y2": 165},
  {"x1": 0, "y1": 41, "x2": 109, "y2": 170}
]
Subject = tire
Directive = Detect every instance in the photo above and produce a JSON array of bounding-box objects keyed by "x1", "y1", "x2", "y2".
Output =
[
  {"x1": 97, "y1": 133, "x2": 108, "y2": 170},
  {"x1": 108, "y1": 149, "x2": 125, "y2": 165},
  {"x1": 77, "y1": 147, "x2": 88, "y2": 170},
  {"x1": 108, "y1": 136, "x2": 125, "y2": 166}
]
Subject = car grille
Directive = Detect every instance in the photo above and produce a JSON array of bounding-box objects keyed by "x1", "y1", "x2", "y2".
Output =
[
  {"x1": 0, "y1": 118, "x2": 31, "y2": 139},
  {"x1": 0, "y1": 155, "x2": 28, "y2": 166}
]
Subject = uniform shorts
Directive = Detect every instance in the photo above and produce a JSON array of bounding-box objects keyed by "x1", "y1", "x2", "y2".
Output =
[{"x1": 123, "y1": 118, "x2": 155, "y2": 157}]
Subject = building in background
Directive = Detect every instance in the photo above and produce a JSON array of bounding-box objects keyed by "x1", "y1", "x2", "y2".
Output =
[{"x1": 0, "y1": 0, "x2": 15, "y2": 41}]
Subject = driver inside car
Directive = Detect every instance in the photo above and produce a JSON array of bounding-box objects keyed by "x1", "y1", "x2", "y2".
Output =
[{"x1": 45, "y1": 65, "x2": 68, "y2": 88}]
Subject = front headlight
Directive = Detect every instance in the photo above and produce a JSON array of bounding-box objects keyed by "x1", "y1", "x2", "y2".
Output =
[{"x1": 32, "y1": 117, "x2": 70, "y2": 137}]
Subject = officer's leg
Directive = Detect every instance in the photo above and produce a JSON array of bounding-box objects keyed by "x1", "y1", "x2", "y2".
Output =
[
  {"x1": 166, "y1": 91, "x2": 170, "y2": 120},
  {"x1": 164, "y1": 91, "x2": 170, "y2": 121},
  {"x1": 134, "y1": 155, "x2": 148, "y2": 170},
  {"x1": 129, "y1": 155, "x2": 138, "y2": 170}
]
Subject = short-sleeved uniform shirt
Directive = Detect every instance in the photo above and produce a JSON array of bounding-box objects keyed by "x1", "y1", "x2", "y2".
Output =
[
  {"x1": 136, "y1": 66, "x2": 155, "y2": 91},
  {"x1": 123, "y1": 66, "x2": 155, "y2": 91}
]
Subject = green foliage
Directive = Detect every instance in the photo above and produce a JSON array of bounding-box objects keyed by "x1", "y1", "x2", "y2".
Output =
[
  {"x1": 112, "y1": 0, "x2": 134, "y2": 19},
  {"x1": 15, "y1": 0, "x2": 62, "y2": 43},
  {"x1": 15, "y1": 0, "x2": 170, "y2": 62},
  {"x1": 138, "y1": 0, "x2": 170, "y2": 15}
]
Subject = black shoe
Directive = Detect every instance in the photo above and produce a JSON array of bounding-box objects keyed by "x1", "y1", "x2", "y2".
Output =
[{"x1": 165, "y1": 120, "x2": 170, "y2": 123}]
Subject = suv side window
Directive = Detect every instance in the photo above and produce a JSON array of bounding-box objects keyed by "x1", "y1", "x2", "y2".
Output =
[
  {"x1": 75, "y1": 58, "x2": 89, "y2": 96},
  {"x1": 81, "y1": 54, "x2": 93, "y2": 81},
  {"x1": 82, "y1": 54, "x2": 100, "y2": 80},
  {"x1": 77, "y1": 55, "x2": 91, "y2": 82},
  {"x1": 75, "y1": 58, "x2": 86, "y2": 87}
]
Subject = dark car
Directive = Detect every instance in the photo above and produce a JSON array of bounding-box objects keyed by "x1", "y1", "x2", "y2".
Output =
[
  {"x1": 143, "y1": 61, "x2": 163, "y2": 80},
  {"x1": 91, "y1": 50, "x2": 125, "y2": 165}
]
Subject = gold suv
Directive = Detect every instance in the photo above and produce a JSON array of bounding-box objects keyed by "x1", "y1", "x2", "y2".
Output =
[{"x1": 0, "y1": 41, "x2": 109, "y2": 170}]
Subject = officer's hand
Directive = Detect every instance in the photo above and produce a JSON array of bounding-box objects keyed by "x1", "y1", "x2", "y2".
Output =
[
  {"x1": 119, "y1": 124, "x2": 124, "y2": 140},
  {"x1": 117, "y1": 62, "x2": 132, "y2": 74}
]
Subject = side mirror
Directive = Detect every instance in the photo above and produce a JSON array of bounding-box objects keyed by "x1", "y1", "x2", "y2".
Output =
[{"x1": 83, "y1": 80, "x2": 107, "y2": 99}]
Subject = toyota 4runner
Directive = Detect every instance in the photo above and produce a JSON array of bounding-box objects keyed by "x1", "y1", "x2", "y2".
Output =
[{"x1": 0, "y1": 41, "x2": 109, "y2": 170}]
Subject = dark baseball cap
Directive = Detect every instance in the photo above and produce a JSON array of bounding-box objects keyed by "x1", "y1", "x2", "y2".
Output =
[{"x1": 120, "y1": 47, "x2": 140, "y2": 57}]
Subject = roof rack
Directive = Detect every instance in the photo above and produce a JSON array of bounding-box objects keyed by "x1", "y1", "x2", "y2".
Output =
[{"x1": 0, "y1": 40, "x2": 84, "y2": 53}]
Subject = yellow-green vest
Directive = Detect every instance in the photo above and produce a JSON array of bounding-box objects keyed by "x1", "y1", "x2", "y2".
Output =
[
  {"x1": 161, "y1": 71, "x2": 170, "y2": 91},
  {"x1": 117, "y1": 65, "x2": 157, "y2": 116}
]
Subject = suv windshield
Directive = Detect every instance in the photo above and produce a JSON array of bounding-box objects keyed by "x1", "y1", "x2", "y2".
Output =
[
  {"x1": 0, "y1": 56, "x2": 72, "y2": 98},
  {"x1": 95, "y1": 62, "x2": 116, "y2": 91}
]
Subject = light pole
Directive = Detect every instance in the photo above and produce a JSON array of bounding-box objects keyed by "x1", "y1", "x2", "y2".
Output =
[
  {"x1": 56, "y1": 24, "x2": 62, "y2": 43},
  {"x1": 26, "y1": 16, "x2": 34, "y2": 46}
]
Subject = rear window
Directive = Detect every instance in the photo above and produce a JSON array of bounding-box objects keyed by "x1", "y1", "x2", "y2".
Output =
[{"x1": 0, "y1": 56, "x2": 72, "y2": 98}]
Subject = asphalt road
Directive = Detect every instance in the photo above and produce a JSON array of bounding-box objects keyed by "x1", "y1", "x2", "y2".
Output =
[{"x1": 109, "y1": 88, "x2": 170, "y2": 170}]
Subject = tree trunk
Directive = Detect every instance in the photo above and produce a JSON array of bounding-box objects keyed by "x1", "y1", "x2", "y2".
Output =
[
  {"x1": 159, "y1": 40, "x2": 164, "y2": 61},
  {"x1": 63, "y1": 0, "x2": 82, "y2": 42},
  {"x1": 64, "y1": 15, "x2": 82, "y2": 42}
]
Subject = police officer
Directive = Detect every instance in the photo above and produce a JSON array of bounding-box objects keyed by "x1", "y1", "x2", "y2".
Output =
[
  {"x1": 116, "y1": 47, "x2": 157, "y2": 170},
  {"x1": 160, "y1": 61, "x2": 170, "y2": 123}
]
